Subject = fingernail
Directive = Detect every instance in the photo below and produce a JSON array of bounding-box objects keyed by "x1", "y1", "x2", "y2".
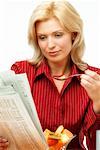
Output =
[{"x1": 2, "y1": 139, "x2": 8, "y2": 142}]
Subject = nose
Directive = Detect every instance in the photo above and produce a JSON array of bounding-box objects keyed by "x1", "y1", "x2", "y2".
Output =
[{"x1": 47, "y1": 37, "x2": 55, "y2": 49}]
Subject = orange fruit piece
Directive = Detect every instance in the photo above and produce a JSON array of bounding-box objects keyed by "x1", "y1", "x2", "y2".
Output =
[{"x1": 47, "y1": 138, "x2": 58, "y2": 146}]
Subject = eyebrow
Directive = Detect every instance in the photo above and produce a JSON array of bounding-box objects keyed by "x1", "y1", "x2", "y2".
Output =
[{"x1": 37, "y1": 30, "x2": 64, "y2": 35}]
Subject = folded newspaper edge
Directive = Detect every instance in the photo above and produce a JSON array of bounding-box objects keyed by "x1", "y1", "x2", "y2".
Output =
[{"x1": 0, "y1": 70, "x2": 49, "y2": 150}]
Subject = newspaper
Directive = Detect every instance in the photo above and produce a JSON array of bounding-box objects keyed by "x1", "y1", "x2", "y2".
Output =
[{"x1": 0, "y1": 71, "x2": 49, "y2": 150}]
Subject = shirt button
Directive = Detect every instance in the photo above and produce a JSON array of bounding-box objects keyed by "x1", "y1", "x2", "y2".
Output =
[
  {"x1": 89, "y1": 132, "x2": 92, "y2": 138},
  {"x1": 61, "y1": 109, "x2": 64, "y2": 115}
]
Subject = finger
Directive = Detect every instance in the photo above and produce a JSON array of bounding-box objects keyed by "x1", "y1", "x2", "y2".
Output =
[
  {"x1": 80, "y1": 78, "x2": 91, "y2": 89},
  {"x1": 0, "y1": 137, "x2": 8, "y2": 143},
  {"x1": 80, "y1": 74, "x2": 96, "y2": 84},
  {"x1": 80, "y1": 78, "x2": 97, "y2": 91},
  {"x1": 85, "y1": 69, "x2": 100, "y2": 80},
  {"x1": 0, "y1": 148, "x2": 8, "y2": 150},
  {"x1": 0, "y1": 142, "x2": 9, "y2": 147}
]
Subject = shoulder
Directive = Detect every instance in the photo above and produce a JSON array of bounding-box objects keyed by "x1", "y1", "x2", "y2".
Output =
[
  {"x1": 11, "y1": 60, "x2": 36, "y2": 74},
  {"x1": 11, "y1": 60, "x2": 36, "y2": 90},
  {"x1": 87, "y1": 65, "x2": 100, "y2": 74}
]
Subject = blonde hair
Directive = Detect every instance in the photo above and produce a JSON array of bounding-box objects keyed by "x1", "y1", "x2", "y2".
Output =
[{"x1": 28, "y1": 0, "x2": 87, "y2": 70}]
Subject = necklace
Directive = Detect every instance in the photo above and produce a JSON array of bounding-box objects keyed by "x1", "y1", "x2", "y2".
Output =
[
  {"x1": 52, "y1": 74, "x2": 68, "y2": 81},
  {"x1": 51, "y1": 64, "x2": 70, "y2": 81}
]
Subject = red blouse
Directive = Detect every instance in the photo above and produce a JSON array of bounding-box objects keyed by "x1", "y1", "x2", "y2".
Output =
[{"x1": 11, "y1": 60, "x2": 100, "y2": 150}]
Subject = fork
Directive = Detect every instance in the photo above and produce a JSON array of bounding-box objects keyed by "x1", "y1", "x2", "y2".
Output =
[{"x1": 53, "y1": 74, "x2": 82, "y2": 81}]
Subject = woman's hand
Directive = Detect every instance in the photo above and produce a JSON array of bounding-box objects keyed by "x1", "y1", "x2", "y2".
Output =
[
  {"x1": 0, "y1": 137, "x2": 9, "y2": 150},
  {"x1": 80, "y1": 69, "x2": 100, "y2": 113}
]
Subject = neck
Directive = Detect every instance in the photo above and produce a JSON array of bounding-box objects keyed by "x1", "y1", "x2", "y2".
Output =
[{"x1": 48, "y1": 58, "x2": 71, "y2": 77}]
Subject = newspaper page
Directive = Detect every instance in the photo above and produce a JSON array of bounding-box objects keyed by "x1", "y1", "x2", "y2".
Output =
[
  {"x1": 0, "y1": 72, "x2": 48, "y2": 150},
  {"x1": 0, "y1": 71, "x2": 45, "y2": 142}
]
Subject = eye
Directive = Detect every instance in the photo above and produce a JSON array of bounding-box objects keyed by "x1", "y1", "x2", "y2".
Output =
[
  {"x1": 55, "y1": 32, "x2": 63, "y2": 38},
  {"x1": 38, "y1": 35, "x2": 47, "y2": 41}
]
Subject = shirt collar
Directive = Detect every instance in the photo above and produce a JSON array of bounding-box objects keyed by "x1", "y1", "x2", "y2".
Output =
[
  {"x1": 34, "y1": 59, "x2": 84, "y2": 81},
  {"x1": 34, "y1": 59, "x2": 51, "y2": 80}
]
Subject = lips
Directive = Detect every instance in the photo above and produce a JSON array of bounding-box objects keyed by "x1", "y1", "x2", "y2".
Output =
[{"x1": 49, "y1": 51, "x2": 60, "y2": 56}]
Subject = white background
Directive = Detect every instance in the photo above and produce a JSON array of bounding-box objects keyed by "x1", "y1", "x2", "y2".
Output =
[
  {"x1": 0, "y1": 0, "x2": 100, "y2": 71},
  {"x1": 0, "y1": 1, "x2": 100, "y2": 149}
]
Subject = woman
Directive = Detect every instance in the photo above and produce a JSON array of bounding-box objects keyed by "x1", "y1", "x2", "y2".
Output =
[{"x1": 0, "y1": 0, "x2": 100, "y2": 149}]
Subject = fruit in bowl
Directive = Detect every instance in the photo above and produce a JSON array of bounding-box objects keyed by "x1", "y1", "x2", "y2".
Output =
[{"x1": 44, "y1": 125, "x2": 74, "y2": 150}]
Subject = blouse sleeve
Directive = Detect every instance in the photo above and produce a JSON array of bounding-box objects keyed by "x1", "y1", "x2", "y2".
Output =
[
  {"x1": 11, "y1": 60, "x2": 29, "y2": 74},
  {"x1": 11, "y1": 60, "x2": 35, "y2": 91},
  {"x1": 86, "y1": 103, "x2": 99, "y2": 145},
  {"x1": 79, "y1": 65, "x2": 100, "y2": 149},
  {"x1": 79, "y1": 92, "x2": 100, "y2": 149}
]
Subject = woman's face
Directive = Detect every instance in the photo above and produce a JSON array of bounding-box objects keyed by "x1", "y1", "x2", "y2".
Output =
[{"x1": 36, "y1": 17, "x2": 73, "y2": 64}]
